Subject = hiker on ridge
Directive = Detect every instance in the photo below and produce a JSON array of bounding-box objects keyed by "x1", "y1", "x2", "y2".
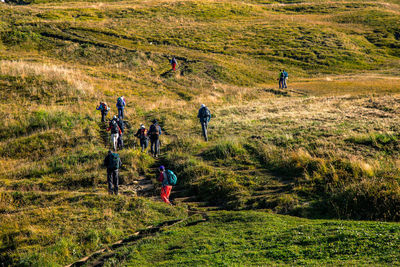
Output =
[
  {"x1": 170, "y1": 56, "x2": 177, "y2": 71},
  {"x1": 148, "y1": 119, "x2": 162, "y2": 158},
  {"x1": 197, "y1": 104, "x2": 211, "y2": 141},
  {"x1": 107, "y1": 116, "x2": 121, "y2": 151},
  {"x1": 96, "y1": 101, "x2": 110, "y2": 122},
  {"x1": 104, "y1": 150, "x2": 122, "y2": 195},
  {"x1": 158, "y1": 165, "x2": 177, "y2": 204},
  {"x1": 116, "y1": 96, "x2": 126, "y2": 119},
  {"x1": 116, "y1": 118, "x2": 125, "y2": 150},
  {"x1": 134, "y1": 124, "x2": 149, "y2": 152},
  {"x1": 278, "y1": 70, "x2": 284, "y2": 89},
  {"x1": 283, "y1": 69, "x2": 288, "y2": 89}
]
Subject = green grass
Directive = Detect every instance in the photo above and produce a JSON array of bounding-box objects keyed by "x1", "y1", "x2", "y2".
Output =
[
  {"x1": 101, "y1": 210, "x2": 400, "y2": 266},
  {"x1": 0, "y1": 0, "x2": 400, "y2": 265}
]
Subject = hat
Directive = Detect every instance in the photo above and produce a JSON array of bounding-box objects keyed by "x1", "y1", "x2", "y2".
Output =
[
  {"x1": 201, "y1": 104, "x2": 206, "y2": 108},
  {"x1": 152, "y1": 119, "x2": 157, "y2": 123},
  {"x1": 113, "y1": 115, "x2": 117, "y2": 119},
  {"x1": 140, "y1": 124, "x2": 145, "y2": 129},
  {"x1": 159, "y1": 165, "x2": 165, "y2": 171}
]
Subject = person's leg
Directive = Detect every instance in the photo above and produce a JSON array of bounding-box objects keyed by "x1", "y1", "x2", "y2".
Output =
[
  {"x1": 121, "y1": 108, "x2": 124, "y2": 119},
  {"x1": 101, "y1": 111, "x2": 105, "y2": 122},
  {"x1": 118, "y1": 108, "x2": 121, "y2": 119},
  {"x1": 161, "y1": 186, "x2": 171, "y2": 204},
  {"x1": 113, "y1": 134, "x2": 119, "y2": 151},
  {"x1": 113, "y1": 170, "x2": 119, "y2": 195},
  {"x1": 140, "y1": 138, "x2": 145, "y2": 152},
  {"x1": 201, "y1": 121, "x2": 207, "y2": 141},
  {"x1": 155, "y1": 137, "x2": 160, "y2": 157},
  {"x1": 165, "y1": 185, "x2": 172, "y2": 203},
  {"x1": 285, "y1": 77, "x2": 288, "y2": 88},
  {"x1": 283, "y1": 78, "x2": 287, "y2": 89},
  {"x1": 118, "y1": 133, "x2": 123, "y2": 149},
  {"x1": 150, "y1": 138, "x2": 155, "y2": 156},
  {"x1": 107, "y1": 170, "x2": 113, "y2": 194}
]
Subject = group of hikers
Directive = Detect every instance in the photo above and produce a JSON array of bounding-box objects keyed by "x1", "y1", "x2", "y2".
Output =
[
  {"x1": 278, "y1": 69, "x2": 289, "y2": 89},
  {"x1": 99, "y1": 95, "x2": 212, "y2": 204},
  {"x1": 100, "y1": 65, "x2": 287, "y2": 204}
]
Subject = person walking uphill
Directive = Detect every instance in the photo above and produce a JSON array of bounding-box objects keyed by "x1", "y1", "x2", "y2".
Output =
[
  {"x1": 170, "y1": 56, "x2": 177, "y2": 71},
  {"x1": 148, "y1": 119, "x2": 162, "y2": 158},
  {"x1": 116, "y1": 96, "x2": 126, "y2": 119},
  {"x1": 197, "y1": 104, "x2": 211, "y2": 141},
  {"x1": 134, "y1": 124, "x2": 149, "y2": 152},
  {"x1": 96, "y1": 101, "x2": 110, "y2": 122},
  {"x1": 107, "y1": 116, "x2": 122, "y2": 151},
  {"x1": 278, "y1": 70, "x2": 284, "y2": 89},
  {"x1": 158, "y1": 165, "x2": 177, "y2": 204},
  {"x1": 116, "y1": 118, "x2": 125, "y2": 150},
  {"x1": 104, "y1": 150, "x2": 122, "y2": 195},
  {"x1": 283, "y1": 69, "x2": 288, "y2": 89}
]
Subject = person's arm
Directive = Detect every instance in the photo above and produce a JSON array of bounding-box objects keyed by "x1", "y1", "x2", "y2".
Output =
[
  {"x1": 96, "y1": 106, "x2": 101, "y2": 110},
  {"x1": 159, "y1": 126, "x2": 162, "y2": 135}
]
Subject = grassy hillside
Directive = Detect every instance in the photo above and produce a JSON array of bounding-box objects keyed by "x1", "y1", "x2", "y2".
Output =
[{"x1": 0, "y1": 0, "x2": 400, "y2": 265}]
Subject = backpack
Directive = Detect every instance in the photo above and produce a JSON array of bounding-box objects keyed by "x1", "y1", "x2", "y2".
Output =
[
  {"x1": 140, "y1": 128, "x2": 147, "y2": 138},
  {"x1": 111, "y1": 120, "x2": 119, "y2": 133},
  {"x1": 201, "y1": 107, "x2": 211, "y2": 118},
  {"x1": 166, "y1": 170, "x2": 177, "y2": 185},
  {"x1": 117, "y1": 97, "x2": 123, "y2": 107},
  {"x1": 149, "y1": 124, "x2": 160, "y2": 136},
  {"x1": 109, "y1": 153, "x2": 120, "y2": 170}
]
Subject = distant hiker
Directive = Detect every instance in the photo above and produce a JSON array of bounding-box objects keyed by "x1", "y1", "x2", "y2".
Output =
[
  {"x1": 117, "y1": 118, "x2": 125, "y2": 150},
  {"x1": 278, "y1": 70, "x2": 284, "y2": 89},
  {"x1": 104, "y1": 150, "x2": 122, "y2": 195},
  {"x1": 148, "y1": 119, "x2": 162, "y2": 158},
  {"x1": 134, "y1": 124, "x2": 149, "y2": 152},
  {"x1": 96, "y1": 101, "x2": 110, "y2": 122},
  {"x1": 116, "y1": 96, "x2": 126, "y2": 119},
  {"x1": 170, "y1": 56, "x2": 177, "y2": 71},
  {"x1": 283, "y1": 69, "x2": 288, "y2": 89},
  {"x1": 197, "y1": 104, "x2": 211, "y2": 141},
  {"x1": 107, "y1": 116, "x2": 122, "y2": 151},
  {"x1": 158, "y1": 165, "x2": 177, "y2": 204}
]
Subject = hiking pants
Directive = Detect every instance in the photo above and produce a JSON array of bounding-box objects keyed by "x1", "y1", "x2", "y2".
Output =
[
  {"x1": 201, "y1": 120, "x2": 209, "y2": 141},
  {"x1": 107, "y1": 169, "x2": 119, "y2": 195},
  {"x1": 111, "y1": 133, "x2": 119, "y2": 151},
  {"x1": 118, "y1": 133, "x2": 124, "y2": 150},
  {"x1": 279, "y1": 78, "x2": 284, "y2": 89},
  {"x1": 101, "y1": 110, "x2": 106, "y2": 122},
  {"x1": 140, "y1": 138, "x2": 148, "y2": 152},
  {"x1": 118, "y1": 108, "x2": 124, "y2": 119},
  {"x1": 161, "y1": 185, "x2": 172, "y2": 204},
  {"x1": 284, "y1": 77, "x2": 288, "y2": 88},
  {"x1": 150, "y1": 136, "x2": 160, "y2": 157},
  {"x1": 172, "y1": 62, "x2": 176, "y2": 71}
]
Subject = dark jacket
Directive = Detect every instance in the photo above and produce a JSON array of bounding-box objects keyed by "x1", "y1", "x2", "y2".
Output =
[
  {"x1": 148, "y1": 123, "x2": 162, "y2": 138},
  {"x1": 104, "y1": 152, "x2": 122, "y2": 171},
  {"x1": 197, "y1": 107, "x2": 211, "y2": 122},
  {"x1": 135, "y1": 128, "x2": 148, "y2": 139},
  {"x1": 117, "y1": 119, "x2": 125, "y2": 133}
]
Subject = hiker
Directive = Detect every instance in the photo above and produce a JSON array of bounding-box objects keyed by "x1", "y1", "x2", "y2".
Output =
[
  {"x1": 104, "y1": 150, "x2": 122, "y2": 195},
  {"x1": 107, "y1": 116, "x2": 121, "y2": 151},
  {"x1": 170, "y1": 56, "x2": 177, "y2": 71},
  {"x1": 148, "y1": 119, "x2": 162, "y2": 158},
  {"x1": 134, "y1": 124, "x2": 149, "y2": 152},
  {"x1": 283, "y1": 69, "x2": 288, "y2": 89},
  {"x1": 197, "y1": 104, "x2": 211, "y2": 141},
  {"x1": 117, "y1": 118, "x2": 125, "y2": 150},
  {"x1": 278, "y1": 70, "x2": 284, "y2": 89},
  {"x1": 116, "y1": 96, "x2": 126, "y2": 119},
  {"x1": 158, "y1": 165, "x2": 177, "y2": 204},
  {"x1": 96, "y1": 101, "x2": 110, "y2": 122}
]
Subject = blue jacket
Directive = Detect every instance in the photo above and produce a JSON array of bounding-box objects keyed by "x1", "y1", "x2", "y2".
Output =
[
  {"x1": 283, "y1": 71, "x2": 288, "y2": 78},
  {"x1": 116, "y1": 98, "x2": 126, "y2": 109}
]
